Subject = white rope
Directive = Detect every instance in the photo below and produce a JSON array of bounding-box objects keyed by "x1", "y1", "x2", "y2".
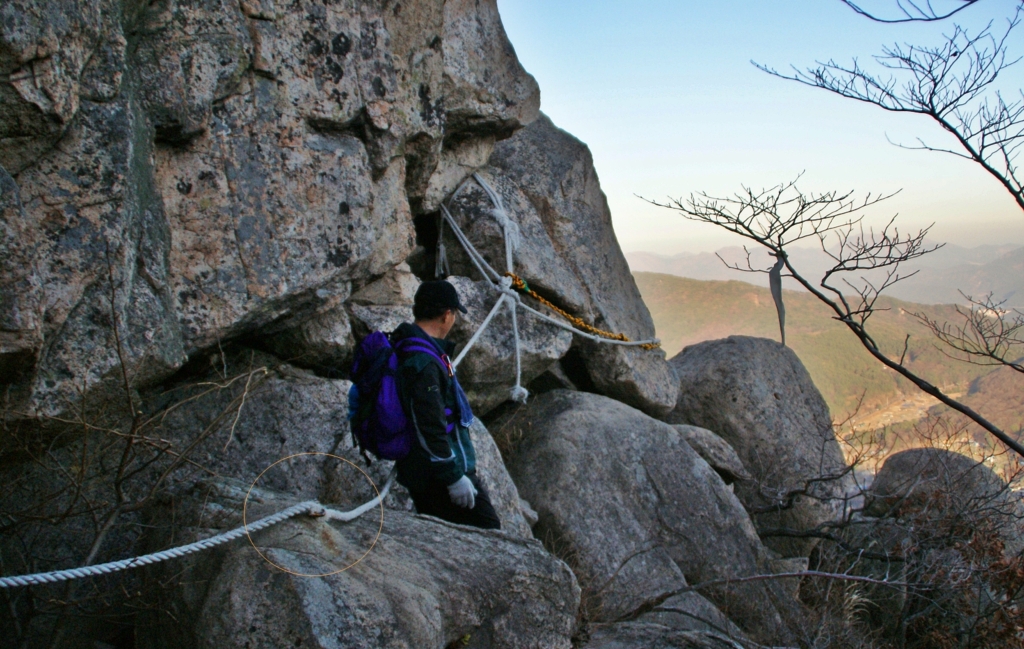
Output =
[
  {"x1": 441, "y1": 205, "x2": 502, "y2": 283},
  {"x1": 0, "y1": 469, "x2": 396, "y2": 589},
  {"x1": 499, "y1": 209, "x2": 516, "y2": 272},
  {"x1": 323, "y1": 469, "x2": 395, "y2": 520},
  {"x1": 441, "y1": 181, "x2": 660, "y2": 348},
  {"x1": 508, "y1": 296, "x2": 529, "y2": 403},
  {"x1": 444, "y1": 177, "x2": 528, "y2": 402},
  {"x1": 452, "y1": 293, "x2": 510, "y2": 369},
  {"x1": 471, "y1": 172, "x2": 521, "y2": 266},
  {"x1": 478, "y1": 179, "x2": 529, "y2": 402}
]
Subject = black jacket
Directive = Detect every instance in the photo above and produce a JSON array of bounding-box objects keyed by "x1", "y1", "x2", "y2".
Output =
[{"x1": 391, "y1": 322, "x2": 476, "y2": 492}]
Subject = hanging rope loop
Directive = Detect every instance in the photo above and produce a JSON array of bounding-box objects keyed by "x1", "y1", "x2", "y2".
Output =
[{"x1": 439, "y1": 175, "x2": 660, "y2": 352}]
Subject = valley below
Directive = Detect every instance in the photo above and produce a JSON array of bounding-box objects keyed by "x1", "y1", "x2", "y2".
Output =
[{"x1": 634, "y1": 271, "x2": 1024, "y2": 473}]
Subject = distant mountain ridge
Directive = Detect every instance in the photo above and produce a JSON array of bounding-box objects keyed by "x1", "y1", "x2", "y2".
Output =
[
  {"x1": 627, "y1": 244, "x2": 1024, "y2": 308},
  {"x1": 895, "y1": 245, "x2": 1023, "y2": 307}
]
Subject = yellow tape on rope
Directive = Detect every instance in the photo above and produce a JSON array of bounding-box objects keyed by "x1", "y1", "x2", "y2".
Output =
[{"x1": 503, "y1": 272, "x2": 661, "y2": 350}]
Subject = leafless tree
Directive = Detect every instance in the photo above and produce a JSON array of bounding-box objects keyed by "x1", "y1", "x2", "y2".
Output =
[
  {"x1": 704, "y1": 0, "x2": 1024, "y2": 453},
  {"x1": 757, "y1": 6, "x2": 1024, "y2": 212},
  {"x1": 645, "y1": 179, "x2": 1024, "y2": 459}
]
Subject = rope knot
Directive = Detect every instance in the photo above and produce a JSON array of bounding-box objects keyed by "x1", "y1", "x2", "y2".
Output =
[
  {"x1": 497, "y1": 275, "x2": 521, "y2": 301},
  {"x1": 503, "y1": 271, "x2": 528, "y2": 293},
  {"x1": 488, "y1": 208, "x2": 521, "y2": 251}
]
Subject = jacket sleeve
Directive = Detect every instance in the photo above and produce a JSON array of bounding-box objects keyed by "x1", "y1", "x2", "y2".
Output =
[{"x1": 402, "y1": 361, "x2": 464, "y2": 486}]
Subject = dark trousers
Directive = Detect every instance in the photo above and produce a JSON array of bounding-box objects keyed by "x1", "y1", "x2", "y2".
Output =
[{"x1": 408, "y1": 472, "x2": 501, "y2": 530}]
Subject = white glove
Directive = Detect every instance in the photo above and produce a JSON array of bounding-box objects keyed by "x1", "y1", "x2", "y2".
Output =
[{"x1": 447, "y1": 475, "x2": 478, "y2": 509}]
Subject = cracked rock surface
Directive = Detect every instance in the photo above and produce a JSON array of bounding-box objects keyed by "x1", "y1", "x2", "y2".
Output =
[
  {"x1": 139, "y1": 475, "x2": 577, "y2": 649},
  {"x1": 498, "y1": 390, "x2": 805, "y2": 647},
  {"x1": 0, "y1": 0, "x2": 538, "y2": 422}
]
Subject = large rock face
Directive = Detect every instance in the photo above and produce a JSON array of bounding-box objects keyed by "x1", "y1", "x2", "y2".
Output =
[
  {"x1": 139, "y1": 478, "x2": 579, "y2": 649},
  {"x1": 438, "y1": 114, "x2": 678, "y2": 417},
  {"x1": 0, "y1": 0, "x2": 539, "y2": 423},
  {"x1": 1, "y1": 2, "x2": 856, "y2": 647},
  {"x1": 666, "y1": 336, "x2": 851, "y2": 557},
  {"x1": 499, "y1": 390, "x2": 804, "y2": 647}
]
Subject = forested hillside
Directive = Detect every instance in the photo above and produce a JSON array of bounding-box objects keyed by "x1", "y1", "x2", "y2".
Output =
[{"x1": 634, "y1": 272, "x2": 1004, "y2": 420}]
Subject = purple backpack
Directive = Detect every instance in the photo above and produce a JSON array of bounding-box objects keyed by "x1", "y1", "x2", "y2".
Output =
[{"x1": 348, "y1": 332, "x2": 452, "y2": 462}]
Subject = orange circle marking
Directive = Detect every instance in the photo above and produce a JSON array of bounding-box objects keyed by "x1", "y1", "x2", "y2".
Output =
[{"x1": 243, "y1": 452, "x2": 384, "y2": 577}]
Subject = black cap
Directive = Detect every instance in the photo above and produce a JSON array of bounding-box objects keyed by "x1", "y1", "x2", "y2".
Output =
[{"x1": 414, "y1": 280, "x2": 468, "y2": 314}]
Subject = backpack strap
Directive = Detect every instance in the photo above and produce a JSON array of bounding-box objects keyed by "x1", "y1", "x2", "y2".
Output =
[
  {"x1": 394, "y1": 337, "x2": 459, "y2": 433},
  {"x1": 395, "y1": 338, "x2": 473, "y2": 427},
  {"x1": 394, "y1": 338, "x2": 454, "y2": 378}
]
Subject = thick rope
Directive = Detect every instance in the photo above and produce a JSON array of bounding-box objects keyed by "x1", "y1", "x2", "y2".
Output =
[
  {"x1": 444, "y1": 178, "x2": 529, "y2": 402},
  {"x1": 471, "y1": 172, "x2": 521, "y2": 265},
  {"x1": 475, "y1": 178, "x2": 531, "y2": 403},
  {"x1": 514, "y1": 298, "x2": 661, "y2": 348},
  {"x1": 0, "y1": 469, "x2": 396, "y2": 589},
  {"x1": 441, "y1": 182, "x2": 660, "y2": 350},
  {"x1": 451, "y1": 293, "x2": 510, "y2": 369},
  {"x1": 504, "y1": 272, "x2": 661, "y2": 350},
  {"x1": 507, "y1": 294, "x2": 528, "y2": 403}
]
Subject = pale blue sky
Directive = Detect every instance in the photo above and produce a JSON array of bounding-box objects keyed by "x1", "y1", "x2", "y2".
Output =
[{"x1": 497, "y1": 0, "x2": 1024, "y2": 253}]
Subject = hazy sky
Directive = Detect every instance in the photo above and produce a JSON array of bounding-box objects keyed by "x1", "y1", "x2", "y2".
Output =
[{"x1": 497, "y1": 0, "x2": 1024, "y2": 254}]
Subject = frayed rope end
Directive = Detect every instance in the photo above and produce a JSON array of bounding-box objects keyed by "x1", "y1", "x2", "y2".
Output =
[{"x1": 509, "y1": 385, "x2": 529, "y2": 403}]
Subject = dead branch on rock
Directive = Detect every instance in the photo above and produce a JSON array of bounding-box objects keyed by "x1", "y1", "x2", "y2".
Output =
[
  {"x1": 0, "y1": 252, "x2": 271, "y2": 648},
  {"x1": 687, "y1": 570, "x2": 913, "y2": 594},
  {"x1": 802, "y1": 415, "x2": 1024, "y2": 648},
  {"x1": 746, "y1": 462, "x2": 861, "y2": 517}
]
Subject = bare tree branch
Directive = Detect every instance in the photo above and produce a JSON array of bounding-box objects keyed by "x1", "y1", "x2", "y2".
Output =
[
  {"x1": 840, "y1": 0, "x2": 984, "y2": 23},
  {"x1": 913, "y1": 292, "x2": 1024, "y2": 373},
  {"x1": 755, "y1": 11, "x2": 1024, "y2": 212},
  {"x1": 646, "y1": 179, "x2": 1024, "y2": 460}
]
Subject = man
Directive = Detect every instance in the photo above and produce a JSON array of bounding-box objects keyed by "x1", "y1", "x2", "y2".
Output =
[{"x1": 390, "y1": 280, "x2": 501, "y2": 530}]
